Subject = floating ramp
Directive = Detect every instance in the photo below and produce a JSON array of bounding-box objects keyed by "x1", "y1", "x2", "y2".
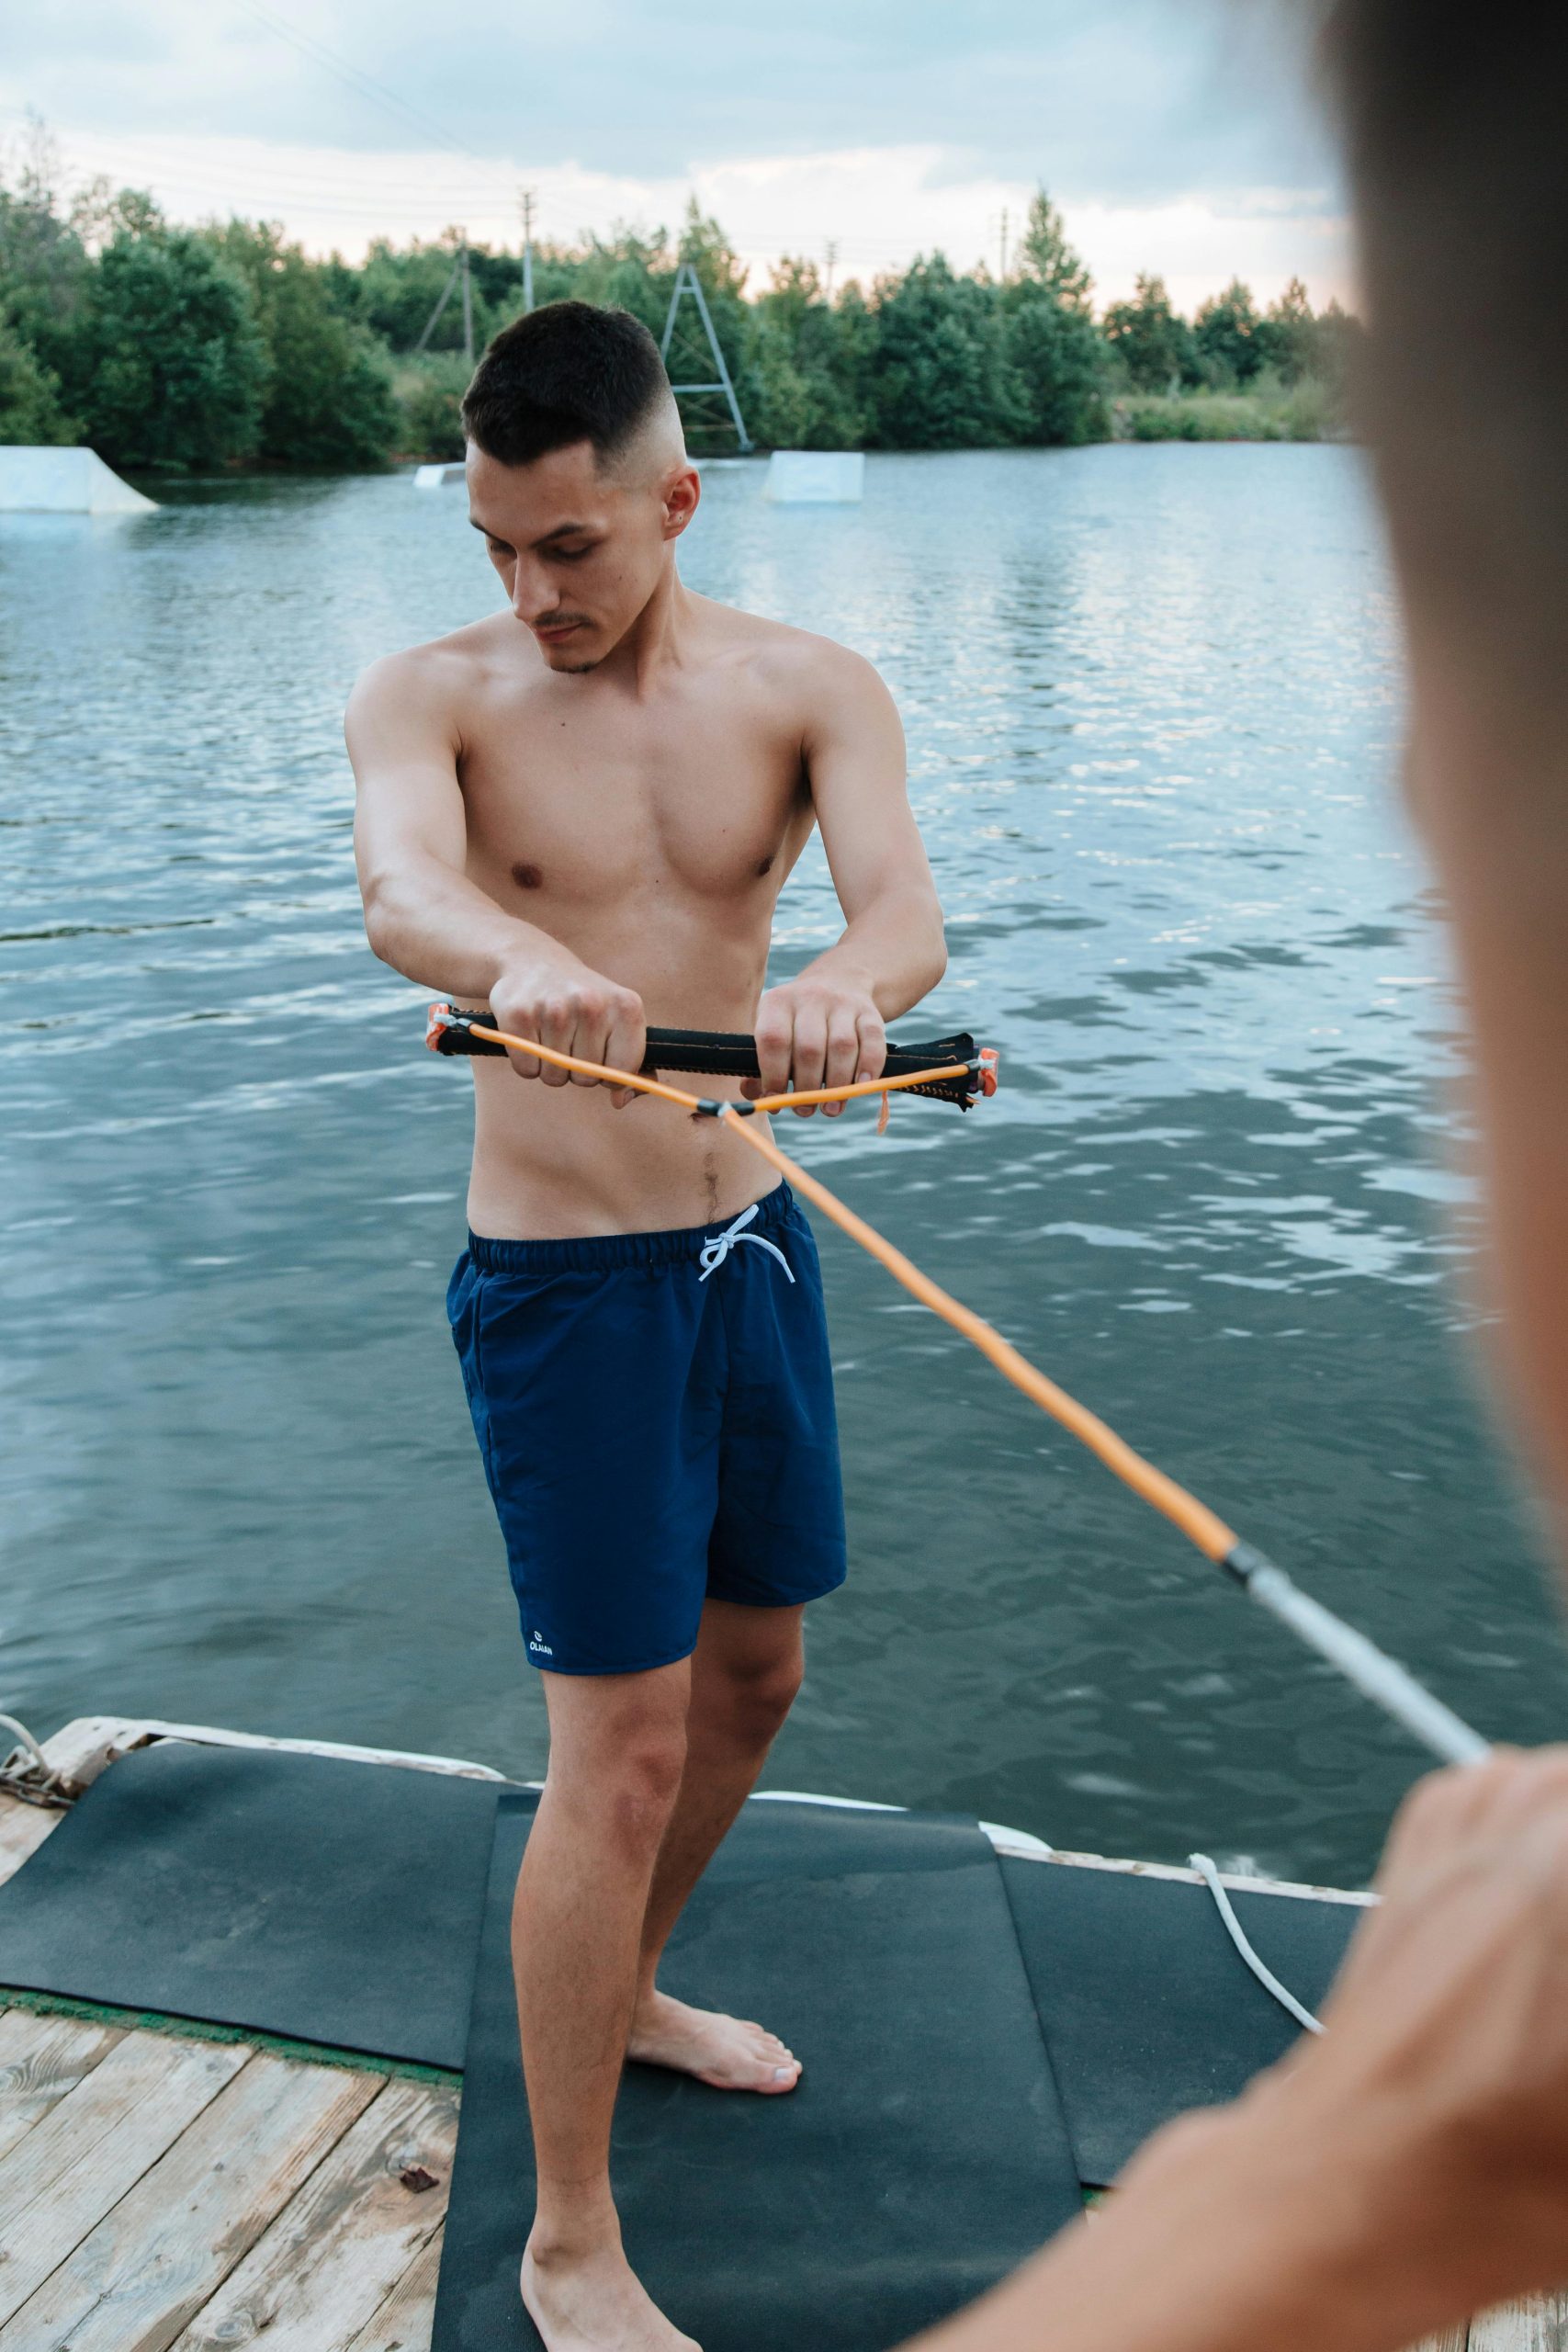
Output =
[
  {"x1": 0, "y1": 445, "x2": 156, "y2": 513},
  {"x1": 765, "y1": 449, "x2": 864, "y2": 503},
  {"x1": 0, "y1": 1724, "x2": 1365, "y2": 2351}
]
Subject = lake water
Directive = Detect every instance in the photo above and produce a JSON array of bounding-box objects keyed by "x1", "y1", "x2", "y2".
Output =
[{"x1": 4, "y1": 445, "x2": 1565, "y2": 1889}]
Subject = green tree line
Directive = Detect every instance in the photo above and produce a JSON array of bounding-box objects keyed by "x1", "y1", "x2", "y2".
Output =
[{"x1": 0, "y1": 130, "x2": 1358, "y2": 473}]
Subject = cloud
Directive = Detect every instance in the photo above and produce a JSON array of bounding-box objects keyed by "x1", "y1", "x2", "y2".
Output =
[
  {"x1": 5, "y1": 0, "x2": 1337, "y2": 200},
  {"x1": 3, "y1": 0, "x2": 1348, "y2": 300}
]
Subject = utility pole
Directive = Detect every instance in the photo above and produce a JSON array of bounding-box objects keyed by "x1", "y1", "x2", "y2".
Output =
[
  {"x1": 460, "y1": 232, "x2": 474, "y2": 364},
  {"x1": 520, "y1": 188, "x2": 536, "y2": 314},
  {"x1": 823, "y1": 238, "x2": 839, "y2": 302},
  {"x1": 998, "y1": 206, "x2": 1010, "y2": 282},
  {"x1": 414, "y1": 232, "x2": 466, "y2": 356}
]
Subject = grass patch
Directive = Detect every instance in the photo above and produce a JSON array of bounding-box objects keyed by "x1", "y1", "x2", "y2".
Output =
[
  {"x1": 1115, "y1": 372, "x2": 1346, "y2": 444},
  {"x1": 0, "y1": 1982, "x2": 462, "y2": 2084}
]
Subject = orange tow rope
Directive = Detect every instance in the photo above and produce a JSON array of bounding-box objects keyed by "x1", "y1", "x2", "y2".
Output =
[{"x1": 459, "y1": 1017, "x2": 1238, "y2": 1565}]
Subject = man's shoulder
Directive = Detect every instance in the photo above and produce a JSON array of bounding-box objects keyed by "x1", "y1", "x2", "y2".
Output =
[
  {"x1": 347, "y1": 615, "x2": 520, "y2": 720},
  {"x1": 700, "y1": 598, "x2": 883, "y2": 702}
]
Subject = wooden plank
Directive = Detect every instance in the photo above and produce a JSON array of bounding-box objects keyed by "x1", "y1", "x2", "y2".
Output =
[
  {"x1": 1030, "y1": 1845, "x2": 1375, "y2": 1906},
  {"x1": 0, "y1": 1791, "x2": 64, "y2": 1887},
  {"x1": 171, "y1": 2077, "x2": 458, "y2": 2352},
  {"x1": 0, "y1": 2049, "x2": 379, "y2": 2351},
  {"x1": 342, "y1": 2232, "x2": 446, "y2": 2352},
  {"x1": 0, "y1": 2029, "x2": 249, "y2": 2326},
  {"x1": 1469, "y1": 2299, "x2": 1568, "y2": 2350},
  {"x1": 0, "y1": 2006, "x2": 123, "y2": 2160},
  {"x1": 34, "y1": 1714, "x2": 504, "y2": 1787}
]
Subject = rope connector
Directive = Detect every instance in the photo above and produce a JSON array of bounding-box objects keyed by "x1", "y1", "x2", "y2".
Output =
[{"x1": 426, "y1": 1001, "x2": 467, "y2": 1051}]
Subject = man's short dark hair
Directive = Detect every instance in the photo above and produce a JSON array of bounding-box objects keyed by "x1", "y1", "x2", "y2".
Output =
[{"x1": 461, "y1": 301, "x2": 673, "y2": 469}]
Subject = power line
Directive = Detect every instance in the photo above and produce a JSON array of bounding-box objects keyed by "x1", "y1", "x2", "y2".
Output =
[{"x1": 238, "y1": 0, "x2": 494, "y2": 165}]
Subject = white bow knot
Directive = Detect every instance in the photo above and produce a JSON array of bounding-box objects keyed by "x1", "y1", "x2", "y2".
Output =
[{"x1": 697, "y1": 1202, "x2": 795, "y2": 1283}]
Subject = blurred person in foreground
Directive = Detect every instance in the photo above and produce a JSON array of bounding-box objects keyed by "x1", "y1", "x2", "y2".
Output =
[{"x1": 908, "y1": 6, "x2": 1568, "y2": 2347}]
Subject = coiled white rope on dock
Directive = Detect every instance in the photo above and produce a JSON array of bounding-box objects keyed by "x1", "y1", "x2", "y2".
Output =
[{"x1": 0, "y1": 1713, "x2": 73, "y2": 1808}]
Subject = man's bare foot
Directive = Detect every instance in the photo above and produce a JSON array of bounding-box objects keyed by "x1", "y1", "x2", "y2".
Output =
[
  {"x1": 626, "y1": 1989, "x2": 802, "y2": 2092},
  {"x1": 522, "y1": 2235, "x2": 700, "y2": 2352}
]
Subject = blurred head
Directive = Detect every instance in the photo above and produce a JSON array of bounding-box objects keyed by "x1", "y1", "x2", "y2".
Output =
[
  {"x1": 1324, "y1": 4, "x2": 1568, "y2": 1546},
  {"x1": 461, "y1": 300, "x2": 698, "y2": 671}
]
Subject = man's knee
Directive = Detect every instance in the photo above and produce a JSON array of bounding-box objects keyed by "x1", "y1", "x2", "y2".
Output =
[
  {"x1": 602, "y1": 1727, "x2": 687, "y2": 1855},
  {"x1": 547, "y1": 1683, "x2": 689, "y2": 1856},
  {"x1": 707, "y1": 1643, "x2": 804, "y2": 1749}
]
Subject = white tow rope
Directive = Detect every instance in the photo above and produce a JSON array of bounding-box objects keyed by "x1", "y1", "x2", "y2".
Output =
[
  {"x1": 698, "y1": 1202, "x2": 795, "y2": 1284},
  {"x1": 1190, "y1": 1852, "x2": 1326, "y2": 2037}
]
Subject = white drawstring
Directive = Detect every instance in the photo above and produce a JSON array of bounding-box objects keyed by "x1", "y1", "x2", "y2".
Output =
[{"x1": 698, "y1": 1202, "x2": 795, "y2": 1284}]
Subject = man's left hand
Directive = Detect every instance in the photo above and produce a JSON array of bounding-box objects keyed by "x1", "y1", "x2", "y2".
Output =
[{"x1": 745, "y1": 977, "x2": 887, "y2": 1117}]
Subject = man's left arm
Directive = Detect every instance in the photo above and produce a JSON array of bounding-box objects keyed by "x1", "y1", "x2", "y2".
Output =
[{"x1": 749, "y1": 647, "x2": 946, "y2": 1117}]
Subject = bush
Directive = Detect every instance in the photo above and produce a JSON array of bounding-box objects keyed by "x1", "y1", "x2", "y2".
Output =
[
  {"x1": 1117, "y1": 373, "x2": 1345, "y2": 444},
  {"x1": 1102, "y1": 273, "x2": 1199, "y2": 392},
  {"x1": 209, "y1": 221, "x2": 399, "y2": 469},
  {"x1": 1005, "y1": 282, "x2": 1109, "y2": 445},
  {"x1": 394, "y1": 353, "x2": 470, "y2": 458},
  {"x1": 868, "y1": 255, "x2": 1025, "y2": 449},
  {"x1": 73, "y1": 230, "x2": 268, "y2": 469},
  {"x1": 1121, "y1": 393, "x2": 1279, "y2": 441},
  {"x1": 1276, "y1": 374, "x2": 1342, "y2": 441},
  {"x1": 0, "y1": 313, "x2": 75, "y2": 440}
]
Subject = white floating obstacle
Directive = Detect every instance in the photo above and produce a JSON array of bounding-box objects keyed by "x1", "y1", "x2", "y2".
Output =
[
  {"x1": 764, "y1": 450, "x2": 864, "y2": 504},
  {"x1": 0, "y1": 446, "x2": 157, "y2": 514},
  {"x1": 412, "y1": 461, "x2": 467, "y2": 489}
]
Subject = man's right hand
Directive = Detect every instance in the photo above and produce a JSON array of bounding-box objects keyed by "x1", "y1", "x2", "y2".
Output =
[{"x1": 490, "y1": 949, "x2": 647, "y2": 1109}]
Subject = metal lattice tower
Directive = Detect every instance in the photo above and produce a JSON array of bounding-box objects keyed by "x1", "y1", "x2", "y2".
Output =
[{"x1": 659, "y1": 263, "x2": 753, "y2": 452}]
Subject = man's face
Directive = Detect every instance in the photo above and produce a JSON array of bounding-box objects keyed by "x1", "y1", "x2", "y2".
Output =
[{"x1": 466, "y1": 437, "x2": 697, "y2": 672}]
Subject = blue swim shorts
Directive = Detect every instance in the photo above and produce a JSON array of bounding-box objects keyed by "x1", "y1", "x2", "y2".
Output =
[{"x1": 446, "y1": 1182, "x2": 847, "y2": 1675}]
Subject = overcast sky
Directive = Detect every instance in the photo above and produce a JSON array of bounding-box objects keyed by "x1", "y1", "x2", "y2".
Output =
[{"x1": 4, "y1": 1, "x2": 1350, "y2": 311}]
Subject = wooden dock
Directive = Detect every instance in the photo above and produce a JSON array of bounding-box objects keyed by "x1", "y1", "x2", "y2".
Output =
[
  {"x1": 1, "y1": 1746, "x2": 1561, "y2": 2352},
  {"x1": 0, "y1": 1744, "x2": 457, "y2": 2352}
]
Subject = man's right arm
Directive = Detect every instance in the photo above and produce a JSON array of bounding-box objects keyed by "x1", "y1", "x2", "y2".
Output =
[{"x1": 345, "y1": 655, "x2": 646, "y2": 1097}]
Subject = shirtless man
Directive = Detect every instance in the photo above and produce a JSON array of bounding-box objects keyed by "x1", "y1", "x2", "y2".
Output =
[{"x1": 346, "y1": 300, "x2": 943, "y2": 2352}]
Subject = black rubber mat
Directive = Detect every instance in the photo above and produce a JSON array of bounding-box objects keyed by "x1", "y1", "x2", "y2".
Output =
[
  {"x1": 433, "y1": 1794, "x2": 1083, "y2": 2352},
  {"x1": 0, "y1": 1739, "x2": 504, "y2": 2068},
  {"x1": 1000, "y1": 1855, "x2": 1360, "y2": 2187}
]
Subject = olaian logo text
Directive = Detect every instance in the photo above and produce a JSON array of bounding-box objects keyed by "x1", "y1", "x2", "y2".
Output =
[{"x1": 528, "y1": 1631, "x2": 555, "y2": 1657}]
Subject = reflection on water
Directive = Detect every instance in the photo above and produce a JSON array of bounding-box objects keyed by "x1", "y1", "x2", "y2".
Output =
[{"x1": 2, "y1": 446, "x2": 1562, "y2": 1885}]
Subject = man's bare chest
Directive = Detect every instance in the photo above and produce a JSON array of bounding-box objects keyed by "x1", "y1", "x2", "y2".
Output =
[{"x1": 457, "y1": 686, "x2": 810, "y2": 906}]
